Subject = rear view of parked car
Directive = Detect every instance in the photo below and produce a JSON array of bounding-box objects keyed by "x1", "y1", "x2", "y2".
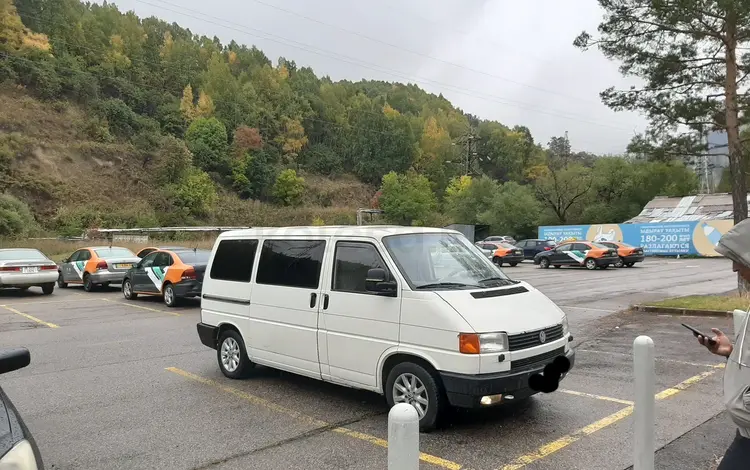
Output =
[
  {"x1": 483, "y1": 235, "x2": 517, "y2": 245},
  {"x1": 489, "y1": 242, "x2": 524, "y2": 266},
  {"x1": 122, "y1": 248, "x2": 210, "y2": 307},
  {"x1": 516, "y1": 239, "x2": 556, "y2": 260},
  {"x1": 0, "y1": 249, "x2": 58, "y2": 295},
  {"x1": 57, "y1": 246, "x2": 140, "y2": 292},
  {"x1": 597, "y1": 241, "x2": 645, "y2": 268},
  {"x1": 0, "y1": 347, "x2": 44, "y2": 469}
]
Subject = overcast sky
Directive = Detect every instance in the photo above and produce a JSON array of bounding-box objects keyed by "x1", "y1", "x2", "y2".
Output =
[{"x1": 101, "y1": 0, "x2": 647, "y2": 155}]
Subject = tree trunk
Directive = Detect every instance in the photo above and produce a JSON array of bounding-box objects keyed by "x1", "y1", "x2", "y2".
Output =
[{"x1": 725, "y1": 14, "x2": 750, "y2": 294}]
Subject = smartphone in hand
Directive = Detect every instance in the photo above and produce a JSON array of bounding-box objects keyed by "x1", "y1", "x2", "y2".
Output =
[{"x1": 682, "y1": 323, "x2": 717, "y2": 346}]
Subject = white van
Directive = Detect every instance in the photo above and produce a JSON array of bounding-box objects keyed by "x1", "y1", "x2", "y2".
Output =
[{"x1": 196, "y1": 226, "x2": 574, "y2": 430}]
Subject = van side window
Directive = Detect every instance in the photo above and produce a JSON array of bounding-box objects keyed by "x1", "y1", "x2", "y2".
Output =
[
  {"x1": 256, "y1": 240, "x2": 325, "y2": 289},
  {"x1": 210, "y1": 239, "x2": 258, "y2": 282},
  {"x1": 333, "y1": 242, "x2": 388, "y2": 294}
]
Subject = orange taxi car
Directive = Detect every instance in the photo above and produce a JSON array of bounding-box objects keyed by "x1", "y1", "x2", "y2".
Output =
[
  {"x1": 58, "y1": 246, "x2": 141, "y2": 291},
  {"x1": 489, "y1": 242, "x2": 524, "y2": 267},
  {"x1": 597, "y1": 241, "x2": 645, "y2": 268},
  {"x1": 533, "y1": 240, "x2": 620, "y2": 270},
  {"x1": 122, "y1": 248, "x2": 210, "y2": 307}
]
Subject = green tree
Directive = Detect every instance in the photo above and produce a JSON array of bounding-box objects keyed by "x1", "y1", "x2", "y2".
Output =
[
  {"x1": 574, "y1": 1, "x2": 750, "y2": 225},
  {"x1": 378, "y1": 171, "x2": 437, "y2": 225},
  {"x1": 170, "y1": 169, "x2": 217, "y2": 217},
  {"x1": 184, "y1": 117, "x2": 229, "y2": 174},
  {"x1": 443, "y1": 175, "x2": 498, "y2": 224},
  {"x1": 0, "y1": 193, "x2": 38, "y2": 237},
  {"x1": 272, "y1": 169, "x2": 305, "y2": 206},
  {"x1": 153, "y1": 135, "x2": 192, "y2": 185},
  {"x1": 479, "y1": 182, "x2": 541, "y2": 239}
]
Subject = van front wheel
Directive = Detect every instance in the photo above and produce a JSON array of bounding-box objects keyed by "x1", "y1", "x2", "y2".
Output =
[
  {"x1": 385, "y1": 362, "x2": 444, "y2": 432},
  {"x1": 217, "y1": 330, "x2": 253, "y2": 379}
]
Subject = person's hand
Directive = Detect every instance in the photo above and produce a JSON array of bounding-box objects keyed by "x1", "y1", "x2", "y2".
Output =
[{"x1": 698, "y1": 328, "x2": 733, "y2": 358}]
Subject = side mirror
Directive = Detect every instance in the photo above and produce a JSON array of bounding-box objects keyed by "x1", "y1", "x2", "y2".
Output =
[
  {"x1": 0, "y1": 348, "x2": 30, "y2": 375},
  {"x1": 365, "y1": 268, "x2": 397, "y2": 296}
]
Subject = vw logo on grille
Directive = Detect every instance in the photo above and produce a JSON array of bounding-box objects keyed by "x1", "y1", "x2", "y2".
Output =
[{"x1": 539, "y1": 330, "x2": 547, "y2": 343}]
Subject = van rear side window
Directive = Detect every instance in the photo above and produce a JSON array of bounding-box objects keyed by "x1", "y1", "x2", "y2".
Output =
[
  {"x1": 210, "y1": 239, "x2": 258, "y2": 282},
  {"x1": 256, "y1": 240, "x2": 325, "y2": 289}
]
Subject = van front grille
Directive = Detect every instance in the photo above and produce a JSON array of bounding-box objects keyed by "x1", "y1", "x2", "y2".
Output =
[
  {"x1": 508, "y1": 324, "x2": 564, "y2": 351},
  {"x1": 510, "y1": 347, "x2": 565, "y2": 371}
]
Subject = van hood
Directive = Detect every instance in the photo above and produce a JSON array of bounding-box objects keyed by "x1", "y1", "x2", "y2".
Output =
[{"x1": 434, "y1": 281, "x2": 565, "y2": 334}]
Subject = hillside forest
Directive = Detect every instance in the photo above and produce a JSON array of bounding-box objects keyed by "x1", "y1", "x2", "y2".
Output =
[{"x1": 0, "y1": 0, "x2": 703, "y2": 238}]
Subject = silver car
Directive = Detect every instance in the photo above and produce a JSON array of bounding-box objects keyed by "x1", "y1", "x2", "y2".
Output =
[
  {"x1": 58, "y1": 246, "x2": 141, "y2": 292},
  {"x1": 0, "y1": 248, "x2": 59, "y2": 295}
]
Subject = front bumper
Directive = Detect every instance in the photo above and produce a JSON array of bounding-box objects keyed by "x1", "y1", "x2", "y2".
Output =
[
  {"x1": 89, "y1": 271, "x2": 127, "y2": 284},
  {"x1": 172, "y1": 280, "x2": 203, "y2": 298},
  {"x1": 594, "y1": 256, "x2": 619, "y2": 266},
  {"x1": 622, "y1": 254, "x2": 645, "y2": 263},
  {"x1": 197, "y1": 322, "x2": 218, "y2": 349},
  {"x1": 0, "y1": 271, "x2": 58, "y2": 287},
  {"x1": 439, "y1": 348, "x2": 576, "y2": 408}
]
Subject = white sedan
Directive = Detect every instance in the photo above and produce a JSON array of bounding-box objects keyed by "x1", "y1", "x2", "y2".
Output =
[{"x1": 0, "y1": 248, "x2": 59, "y2": 295}]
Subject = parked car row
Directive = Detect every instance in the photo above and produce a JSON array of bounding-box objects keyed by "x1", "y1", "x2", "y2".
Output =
[
  {"x1": 0, "y1": 244, "x2": 210, "y2": 307},
  {"x1": 478, "y1": 236, "x2": 645, "y2": 271}
]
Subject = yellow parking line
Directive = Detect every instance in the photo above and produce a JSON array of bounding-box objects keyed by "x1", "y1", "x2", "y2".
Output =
[
  {"x1": 0, "y1": 305, "x2": 59, "y2": 328},
  {"x1": 498, "y1": 367, "x2": 722, "y2": 470},
  {"x1": 559, "y1": 389, "x2": 634, "y2": 406},
  {"x1": 166, "y1": 367, "x2": 462, "y2": 470},
  {"x1": 2, "y1": 298, "x2": 95, "y2": 307},
  {"x1": 103, "y1": 299, "x2": 181, "y2": 317}
]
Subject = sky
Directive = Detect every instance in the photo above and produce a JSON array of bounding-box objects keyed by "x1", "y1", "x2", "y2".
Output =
[{"x1": 99, "y1": 0, "x2": 648, "y2": 155}]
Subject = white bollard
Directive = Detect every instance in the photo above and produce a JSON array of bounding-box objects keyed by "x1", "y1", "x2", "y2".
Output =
[
  {"x1": 388, "y1": 403, "x2": 419, "y2": 470},
  {"x1": 633, "y1": 335, "x2": 655, "y2": 470}
]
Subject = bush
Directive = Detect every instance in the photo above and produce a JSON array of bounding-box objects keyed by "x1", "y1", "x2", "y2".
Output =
[
  {"x1": 272, "y1": 169, "x2": 305, "y2": 206},
  {"x1": 378, "y1": 171, "x2": 437, "y2": 225},
  {"x1": 0, "y1": 194, "x2": 39, "y2": 237},
  {"x1": 153, "y1": 135, "x2": 192, "y2": 185},
  {"x1": 93, "y1": 98, "x2": 142, "y2": 138},
  {"x1": 169, "y1": 169, "x2": 218, "y2": 217}
]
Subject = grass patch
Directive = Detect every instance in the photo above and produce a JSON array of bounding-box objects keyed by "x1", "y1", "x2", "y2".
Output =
[{"x1": 648, "y1": 293, "x2": 750, "y2": 312}]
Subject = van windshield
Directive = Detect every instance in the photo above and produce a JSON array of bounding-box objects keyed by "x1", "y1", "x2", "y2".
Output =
[{"x1": 382, "y1": 233, "x2": 514, "y2": 290}]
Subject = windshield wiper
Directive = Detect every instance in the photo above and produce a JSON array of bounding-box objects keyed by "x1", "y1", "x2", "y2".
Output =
[
  {"x1": 478, "y1": 277, "x2": 518, "y2": 286},
  {"x1": 415, "y1": 282, "x2": 482, "y2": 290}
]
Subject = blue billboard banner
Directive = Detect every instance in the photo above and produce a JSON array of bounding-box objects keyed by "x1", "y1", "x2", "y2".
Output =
[{"x1": 538, "y1": 220, "x2": 733, "y2": 257}]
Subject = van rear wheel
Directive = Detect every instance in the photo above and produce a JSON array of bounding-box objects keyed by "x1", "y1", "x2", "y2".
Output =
[
  {"x1": 385, "y1": 362, "x2": 444, "y2": 432},
  {"x1": 217, "y1": 330, "x2": 254, "y2": 379}
]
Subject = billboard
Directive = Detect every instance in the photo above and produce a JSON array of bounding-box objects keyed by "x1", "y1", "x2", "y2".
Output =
[{"x1": 538, "y1": 220, "x2": 734, "y2": 257}]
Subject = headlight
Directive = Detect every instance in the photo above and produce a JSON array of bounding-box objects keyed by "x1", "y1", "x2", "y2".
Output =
[
  {"x1": 562, "y1": 315, "x2": 569, "y2": 335},
  {"x1": 0, "y1": 439, "x2": 39, "y2": 470},
  {"x1": 459, "y1": 332, "x2": 509, "y2": 354}
]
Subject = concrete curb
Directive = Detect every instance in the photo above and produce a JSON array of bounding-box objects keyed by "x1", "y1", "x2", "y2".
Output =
[{"x1": 631, "y1": 305, "x2": 732, "y2": 318}]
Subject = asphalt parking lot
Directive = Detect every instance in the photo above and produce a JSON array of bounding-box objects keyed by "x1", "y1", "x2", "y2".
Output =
[{"x1": 0, "y1": 257, "x2": 740, "y2": 470}]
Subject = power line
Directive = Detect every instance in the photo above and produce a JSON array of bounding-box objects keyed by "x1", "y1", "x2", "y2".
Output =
[
  {"x1": 241, "y1": 0, "x2": 602, "y2": 106},
  {"x1": 132, "y1": 0, "x2": 636, "y2": 133}
]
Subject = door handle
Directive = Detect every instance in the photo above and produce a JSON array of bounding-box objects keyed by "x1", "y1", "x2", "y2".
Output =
[
  {"x1": 323, "y1": 294, "x2": 329, "y2": 310},
  {"x1": 310, "y1": 292, "x2": 317, "y2": 308}
]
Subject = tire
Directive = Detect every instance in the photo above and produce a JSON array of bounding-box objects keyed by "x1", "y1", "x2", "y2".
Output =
[
  {"x1": 614, "y1": 257, "x2": 625, "y2": 268},
  {"x1": 385, "y1": 362, "x2": 444, "y2": 432},
  {"x1": 626, "y1": 262, "x2": 635, "y2": 268},
  {"x1": 83, "y1": 273, "x2": 95, "y2": 292},
  {"x1": 217, "y1": 330, "x2": 254, "y2": 379},
  {"x1": 41, "y1": 283, "x2": 54, "y2": 295},
  {"x1": 599, "y1": 264, "x2": 609, "y2": 270},
  {"x1": 509, "y1": 262, "x2": 518, "y2": 267},
  {"x1": 539, "y1": 258, "x2": 550, "y2": 269},
  {"x1": 584, "y1": 258, "x2": 597, "y2": 270},
  {"x1": 122, "y1": 278, "x2": 137, "y2": 300},
  {"x1": 57, "y1": 273, "x2": 68, "y2": 288},
  {"x1": 163, "y1": 283, "x2": 179, "y2": 307},
  {"x1": 554, "y1": 265, "x2": 561, "y2": 269},
  {"x1": 493, "y1": 256, "x2": 502, "y2": 266}
]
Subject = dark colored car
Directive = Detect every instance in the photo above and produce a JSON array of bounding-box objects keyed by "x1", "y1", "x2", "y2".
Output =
[
  {"x1": 516, "y1": 239, "x2": 557, "y2": 260},
  {"x1": 533, "y1": 241, "x2": 619, "y2": 270},
  {"x1": 0, "y1": 347, "x2": 44, "y2": 469},
  {"x1": 122, "y1": 248, "x2": 210, "y2": 307},
  {"x1": 481, "y1": 242, "x2": 524, "y2": 266},
  {"x1": 597, "y1": 241, "x2": 645, "y2": 268},
  {"x1": 135, "y1": 246, "x2": 187, "y2": 258}
]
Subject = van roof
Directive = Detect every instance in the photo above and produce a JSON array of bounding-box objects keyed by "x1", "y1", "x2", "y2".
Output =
[{"x1": 216, "y1": 225, "x2": 462, "y2": 240}]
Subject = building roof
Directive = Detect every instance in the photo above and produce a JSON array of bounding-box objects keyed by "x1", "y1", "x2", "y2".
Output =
[{"x1": 624, "y1": 193, "x2": 749, "y2": 223}]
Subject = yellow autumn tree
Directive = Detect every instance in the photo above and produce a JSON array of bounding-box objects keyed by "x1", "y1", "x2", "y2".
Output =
[
  {"x1": 0, "y1": 0, "x2": 50, "y2": 53},
  {"x1": 196, "y1": 90, "x2": 215, "y2": 118},
  {"x1": 277, "y1": 63, "x2": 289, "y2": 80},
  {"x1": 160, "y1": 31, "x2": 173, "y2": 58},
  {"x1": 275, "y1": 117, "x2": 308, "y2": 165},
  {"x1": 180, "y1": 84, "x2": 196, "y2": 121},
  {"x1": 383, "y1": 103, "x2": 400, "y2": 118},
  {"x1": 414, "y1": 116, "x2": 451, "y2": 173},
  {"x1": 106, "y1": 34, "x2": 131, "y2": 69}
]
